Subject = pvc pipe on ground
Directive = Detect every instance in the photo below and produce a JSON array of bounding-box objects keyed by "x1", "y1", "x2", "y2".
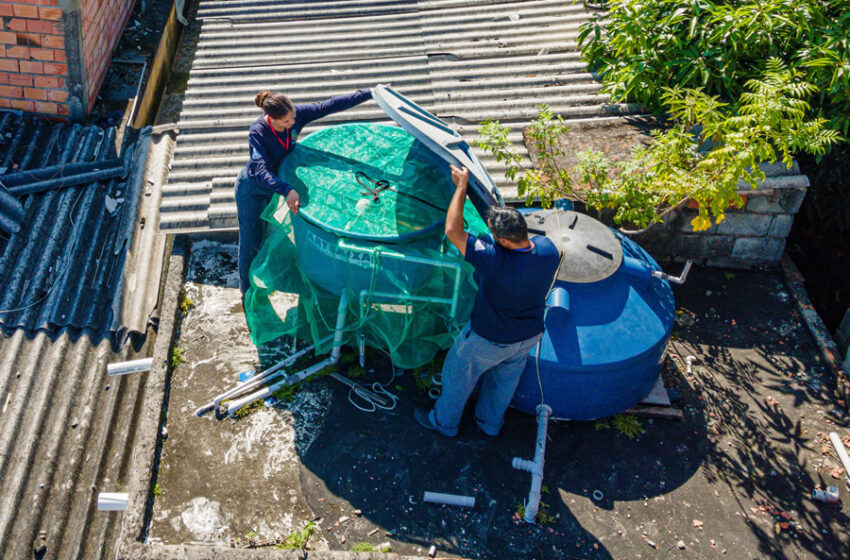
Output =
[
  {"x1": 513, "y1": 404, "x2": 553, "y2": 523},
  {"x1": 829, "y1": 432, "x2": 850, "y2": 484},
  {"x1": 423, "y1": 492, "x2": 475, "y2": 508},
  {"x1": 225, "y1": 291, "x2": 349, "y2": 417},
  {"x1": 97, "y1": 492, "x2": 129, "y2": 511},
  {"x1": 107, "y1": 357, "x2": 153, "y2": 376},
  {"x1": 194, "y1": 335, "x2": 333, "y2": 416}
]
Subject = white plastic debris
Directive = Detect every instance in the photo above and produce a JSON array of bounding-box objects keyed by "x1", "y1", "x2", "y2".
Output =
[
  {"x1": 423, "y1": 491, "x2": 475, "y2": 508},
  {"x1": 97, "y1": 492, "x2": 128, "y2": 511},
  {"x1": 107, "y1": 357, "x2": 153, "y2": 376}
]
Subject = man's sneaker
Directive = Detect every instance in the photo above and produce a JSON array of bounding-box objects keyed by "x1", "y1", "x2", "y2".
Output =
[{"x1": 414, "y1": 407, "x2": 438, "y2": 432}]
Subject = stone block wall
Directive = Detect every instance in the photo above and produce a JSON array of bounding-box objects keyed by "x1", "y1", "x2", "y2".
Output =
[
  {"x1": 0, "y1": 0, "x2": 134, "y2": 118},
  {"x1": 630, "y1": 162, "x2": 809, "y2": 269}
]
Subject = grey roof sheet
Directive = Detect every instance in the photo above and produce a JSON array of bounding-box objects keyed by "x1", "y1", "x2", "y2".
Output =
[
  {"x1": 0, "y1": 112, "x2": 154, "y2": 335},
  {"x1": 0, "y1": 115, "x2": 168, "y2": 559},
  {"x1": 159, "y1": 0, "x2": 638, "y2": 232},
  {"x1": 0, "y1": 329, "x2": 152, "y2": 560}
]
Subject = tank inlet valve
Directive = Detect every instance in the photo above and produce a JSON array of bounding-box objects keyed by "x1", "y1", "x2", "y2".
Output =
[{"x1": 651, "y1": 260, "x2": 693, "y2": 284}]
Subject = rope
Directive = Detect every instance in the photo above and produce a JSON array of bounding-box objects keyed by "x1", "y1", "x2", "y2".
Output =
[{"x1": 330, "y1": 345, "x2": 399, "y2": 413}]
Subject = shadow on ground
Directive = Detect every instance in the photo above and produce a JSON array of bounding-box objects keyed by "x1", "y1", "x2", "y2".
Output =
[{"x1": 153, "y1": 243, "x2": 848, "y2": 559}]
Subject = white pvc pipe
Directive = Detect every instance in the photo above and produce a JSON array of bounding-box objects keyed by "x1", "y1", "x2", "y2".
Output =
[
  {"x1": 423, "y1": 492, "x2": 475, "y2": 508},
  {"x1": 194, "y1": 335, "x2": 333, "y2": 416},
  {"x1": 829, "y1": 432, "x2": 850, "y2": 484},
  {"x1": 97, "y1": 492, "x2": 128, "y2": 511},
  {"x1": 225, "y1": 291, "x2": 350, "y2": 417},
  {"x1": 107, "y1": 357, "x2": 153, "y2": 376},
  {"x1": 513, "y1": 404, "x2": 552, "y2": 522}
]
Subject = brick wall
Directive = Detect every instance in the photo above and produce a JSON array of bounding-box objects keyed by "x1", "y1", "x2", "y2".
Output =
[
  {"x1": 80, "y1": 0, "x2": 133, "y2": 110},
  {"x1": 0, "y1": 0, "x2": 134, "y2": 118},
  {"x1": 0, "y1": 1, "x2": 68, "y2": 115}
]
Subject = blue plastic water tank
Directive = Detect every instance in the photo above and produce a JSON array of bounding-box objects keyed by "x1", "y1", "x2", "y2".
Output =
[{"x1": 511, "y1": 209, "x2": 676, "y2": 420}]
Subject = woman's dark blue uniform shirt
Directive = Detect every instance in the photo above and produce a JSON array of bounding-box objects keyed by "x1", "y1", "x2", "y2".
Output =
[{"x1": 245, "y1": 88, "x2": 372, "y2": 196}]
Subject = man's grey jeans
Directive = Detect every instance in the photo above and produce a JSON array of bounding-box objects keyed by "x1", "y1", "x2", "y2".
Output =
[{"x1": 432, "y1": 323, "x2": 543, "y2": 437}]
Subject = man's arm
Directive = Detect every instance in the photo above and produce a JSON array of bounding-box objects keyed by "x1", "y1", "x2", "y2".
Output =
[{"x1": 446, "y1": 165, "x2": 469, "y2": 256}]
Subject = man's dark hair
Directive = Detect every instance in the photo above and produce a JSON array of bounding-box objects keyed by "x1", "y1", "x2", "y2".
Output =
[{"x1": 486, "y1": 205, "x2": 528, "y2": 243}]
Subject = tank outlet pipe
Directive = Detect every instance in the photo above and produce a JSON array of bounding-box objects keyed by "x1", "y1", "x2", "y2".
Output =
[
  {"x1": 651, "y1": 260, "x2": 693, "y2": 284},
  {"x1": 225, "y1": 291, "x2": 350, "y2": 417},
  {"x1": 107, "y1": 357, "x2": 153, "y2": 376},
  {"x1": 423, "y1": 492, "x2": 475, "y2": 508},
  {"x1": 829, "y1": 432, "x2": 850, "y2": 485},
  {"x1": 512, "y1": 404, "x2": 553, "y2": 523}
]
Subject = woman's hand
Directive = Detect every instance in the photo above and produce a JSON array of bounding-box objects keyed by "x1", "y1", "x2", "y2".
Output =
[{"x1": 286, "y1": 190, "x2": 301, "y2": 214}]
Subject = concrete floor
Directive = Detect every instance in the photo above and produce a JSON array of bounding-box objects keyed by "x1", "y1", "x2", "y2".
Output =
[{"x1": 149, "y1": 239, "x2": 849, "y2": 559}]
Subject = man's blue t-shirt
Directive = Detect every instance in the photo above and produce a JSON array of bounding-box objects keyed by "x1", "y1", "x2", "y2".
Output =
[{"x1": 464, "y1": 234, "x2": 561, "y2": 343}]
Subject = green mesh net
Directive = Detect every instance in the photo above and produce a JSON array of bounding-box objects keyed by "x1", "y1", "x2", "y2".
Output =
[{"x1": 244, "y1": 123, "x2": 489, "y2": 369}]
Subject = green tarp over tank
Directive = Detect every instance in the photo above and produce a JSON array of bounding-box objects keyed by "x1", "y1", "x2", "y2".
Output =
[{"x1": 244, "y1": 123, "x2": 489, "y2": 368}]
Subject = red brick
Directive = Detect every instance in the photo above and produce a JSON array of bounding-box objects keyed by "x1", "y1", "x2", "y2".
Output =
[
  {"x1": 47, "y1": 88, "x2": 65, "y2": 102},
  {"x1": 42, "y1": 62, "x2": 65, "y2": 75},
  {"x1": 18, "y1": 32, "x2": 42, "y2": 46},
  {"x1": 41, "y1": 35, "x2": 63, "y2": 49},
  {"x1": 19, "y1": 60, "x2": 43, "y2": 73},
  {"x1": 11, "y1": 99, "x2": 35, "y2": 111},
  {"x1": 0, "y1": 98, "x2": 10, "y2": 109},
  {"x1": 0, "y1": 72, "x2": 7, "y2": 84},
  {"x1": 53, "y1": 49, "x2": 64, "y2": 62},
  {"x1": 34, "y1": 101, "x2": 56, "y2": 113},
  {"x1": 9, "y1": 73, "x2": 32, "y2": 87},
  {"x1": 0, "y1": 5, "x2": 13, "y2": 17},
  {"x1": 8, "y1": 19, "x2": 27, "y2": 33},
  {"x1": 6, "y1": 46, "x2": 29, "y2": 58},
  {"x1": 0, "y1": 59, "x2": 18, "y2": 72},
  {"x1": 39, "y1": 7, "x2": 62, "y2": 20},
  {"x1": 0, "y1": 32, "x2": 16, "y2": 44},
  {"x1": 0, "y1": 45, "x2": 4, "y2": 57},
  {"x1": 57, "y1": 102, "x2": 68, "y2": 115},
  {"x1": 29, "y1": 48, "x2": 52, "y2": 61},
  {"x1": 24, "y1": 86, "x2": 46, "y2": 100},
  {"x1": 12, "y1": 5, "x2": 39, "y2": 18},
  {"x1": 33, "y1": 75, "x2": 56, "y2": 87},
  {"x1": 0, "y1": 85, "x2": 23, "y2": 97}
]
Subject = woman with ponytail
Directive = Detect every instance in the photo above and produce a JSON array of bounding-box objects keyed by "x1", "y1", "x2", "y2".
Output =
[{"x1": 236, "y1": 87, "x2": 373, "y2": 296}]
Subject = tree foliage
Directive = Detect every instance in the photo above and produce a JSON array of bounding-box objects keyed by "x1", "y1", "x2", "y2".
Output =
[
  {"x1": 477, "y1": 61, "x2": 839, "y2": 230},
  {"x1": 577, "y1": 0, "x2": 850, "y2": 136}
]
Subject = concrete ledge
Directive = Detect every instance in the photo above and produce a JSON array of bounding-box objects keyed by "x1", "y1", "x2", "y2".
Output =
[
  {"x1": 781, "y1": 253, "x2": 849, "y2": 414},
  {"x1": 118, "y1": 236, "x2": 184, "y2": 555}
]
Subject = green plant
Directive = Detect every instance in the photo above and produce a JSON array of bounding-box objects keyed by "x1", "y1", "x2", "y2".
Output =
[
  {"x1": 577, "y1": 0, "x2": 850, "y2": 136},
  {"x1": 169, "y1": 345, "x2": 185, "y2": 368},
  {"x1": 596, "y1": 414, "x2": 646, "y2": 439},
  {"x1": 276, "y1": 522, "x2": 316, "y2": 551},
  {"x1": 351, "y1": 542, "x2": 390, "y2": 553},
  {"x1": 347, "y1": 365, "x2": 366, "y2": 379},
  {"x1": 178, "y1": 290, "x2": 195, "y2": 315},
  {"x1": 578, "y1": 61, "x2": 839, "y2": 230},
  {"x1": 151, "y1": 482, "x2": 164, "y2": 497},
  {"x1": 477, "y1": 105, "x2": 574, "y2": 208}
]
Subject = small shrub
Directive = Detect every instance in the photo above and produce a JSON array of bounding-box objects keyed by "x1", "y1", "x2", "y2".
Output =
[
  {"x1": 169, "y1": 346, "x2": 185, "y2": 368},
  {"x1": 178, "y1": 290, "x2": 195, "y2": 315},
  {"x1": 276, "y1": 522, "x2": 316, "y2": 551}
]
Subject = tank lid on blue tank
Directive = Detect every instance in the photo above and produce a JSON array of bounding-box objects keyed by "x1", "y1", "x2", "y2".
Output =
[{"x1": 525, "y1": 209, "x2": 623, "y2": 283}]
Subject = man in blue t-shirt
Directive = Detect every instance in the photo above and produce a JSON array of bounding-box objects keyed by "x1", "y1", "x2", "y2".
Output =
[{"x1": 415, "y1": 165, "x2": 561, "y2": 438}]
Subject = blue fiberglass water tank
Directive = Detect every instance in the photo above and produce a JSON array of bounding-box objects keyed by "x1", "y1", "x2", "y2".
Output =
[{"x1": 511, "y1": 208, "x2": 676, "y2": 420}]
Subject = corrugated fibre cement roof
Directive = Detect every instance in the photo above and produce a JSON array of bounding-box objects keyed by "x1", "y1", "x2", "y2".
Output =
[
  {"x1": 159, "y1": 0, "x2": 640, "y2": 232},
  {"x1": 0, "y1": 111, "x2": 151, "y2": 337}
]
